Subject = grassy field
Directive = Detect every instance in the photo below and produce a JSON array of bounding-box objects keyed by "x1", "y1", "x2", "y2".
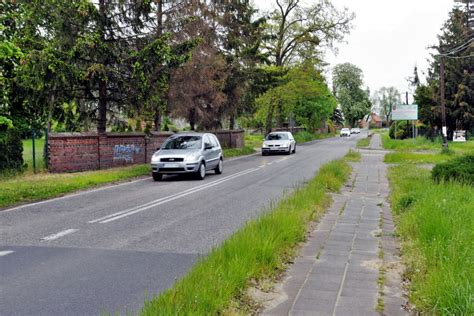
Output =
[
  {"x1": 223, "y1": 146, "x2": 256, "y2": 158},
  {"x1": 293, "y1": 131, "x2": 337, "y2": 143},
  {"x1": 381, "y1": 134, "x2": 474, "y2": 153},
  {"x1": 388, "y1": 164, "x2": 474, "y2": 314},
  {"x1": 245, "y1": 133, "x2": 264, "y2": 149},
  {"x1": 384, "y1": 152, "x2": 455, "y2": 164},
  {"x1": 22, "y1": 138, "x2": 46, "y2": 172},
  {"x1": 0, "y1": 164, "x2": 150, "y2": 209},
  {"x1": 141, "y1": 156, "x2": 352, "y2": 315}
]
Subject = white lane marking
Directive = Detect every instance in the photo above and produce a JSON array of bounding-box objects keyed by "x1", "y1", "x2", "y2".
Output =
[
  {"x1": 40, "y1": 229, "x2": 78, "y2": 241},
  {"x1": 97, "y1": 168, "x2": 260, "y2": 224},
  {"x1": 88, "y1": 168, "x2": 257, "y2": 224},
  {"x1": 0, "y1": 250, "x2": 14, "y2": 257},
  {"x1": 3, "y1": 178, "x2": 149, "y2": 213}
]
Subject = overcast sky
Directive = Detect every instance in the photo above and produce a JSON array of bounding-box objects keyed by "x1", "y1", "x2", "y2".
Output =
[{"x1": 255, "y1": 0, "x2": 456, "y2": 100}]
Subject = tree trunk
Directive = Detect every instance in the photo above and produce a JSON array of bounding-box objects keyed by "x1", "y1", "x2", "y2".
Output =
[
  {"x1": 97, "y1": 80, "x2": 107, "y2": 133},
  {"x1": 154, "y1": 107, "x2": 161, "y2": 131},
  {"x1": 189, "y1": 108, "x2": 196, "y2": 131},
  {"x1": 265, "y1": 98, "x2": 275, "y2": 135},
  {"x1": 276, "y1": 98, "x2": 283, "y2": 127},
  {"x1": 229, "y1": 113, "x2": 235, "y2": 130},
  {"x1": 97, "y1": 0, "x2": 107, "y2": 134}
]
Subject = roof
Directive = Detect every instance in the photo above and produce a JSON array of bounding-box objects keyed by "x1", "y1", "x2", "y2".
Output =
[{"x1": 371, "y1": 113, "x2": 383, "y2": 122}]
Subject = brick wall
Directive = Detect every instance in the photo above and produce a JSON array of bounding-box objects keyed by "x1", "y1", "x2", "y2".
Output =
[
  {"x1": 48, "y1": 130, "x2": 243, "y2": 173},
  {"x1": 48, "y1": 132, "x2": 172, "y2": 173},
  {"x1": 214, "y1": 129, "x2": 245, "y2": 148}
]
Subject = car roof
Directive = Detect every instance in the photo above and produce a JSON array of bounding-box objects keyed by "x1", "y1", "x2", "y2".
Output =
[{"x1": 170, "y1": 132, "x2": 209, "y2": 137}]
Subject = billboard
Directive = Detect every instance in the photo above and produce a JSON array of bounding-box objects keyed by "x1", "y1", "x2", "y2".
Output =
[{"x1": 392, "y1": 104, "x2": 418, "y2": 120}]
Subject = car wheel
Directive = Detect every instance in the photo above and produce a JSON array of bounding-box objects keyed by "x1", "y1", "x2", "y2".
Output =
[
  {"x1": 215, "y1": 158, "x2": 223, "y2": 174},
  {"x1": 152, "y1": 172, "x2": 162, "y2": 181},
  {"x1": 292, "y1": 144, "x2": 296, "y2": 153},
  {"x1": 262, "y1": 151, "x2": 267, "y2": 156},
  {"x1": 195, "y1": 162, "x2": 206, "y2": 180},
  {"x1": 286, "y1": 146, "x2": 291, "y2": 155}
]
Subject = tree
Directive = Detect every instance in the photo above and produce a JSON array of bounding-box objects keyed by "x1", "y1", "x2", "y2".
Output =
[
  {"x1": 264, "y1": 0, "x2": 354, "y2": 66},
  {"x1": 415, "y1": 8, "x2": 473, "y2": 137},
  {"x1": 255, "y1": 61, "x2": 336, "y2": 133},
  {"x1": 332, "y1": 63, "x2": 371, "y2": 127},
  {"x1": 373, "y1": 87, "x2": 400, "y2": 125}
]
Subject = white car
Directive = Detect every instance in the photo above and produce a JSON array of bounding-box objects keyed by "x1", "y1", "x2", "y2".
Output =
[
  {"x1": 262, "y1": 132, "x2": 296, "y2": 155},
  {"x1": 340, "y1": 128, "x2": 351, "y2": 137},
  {"x1": 350, "y1": 128, "x2": 361, "y2": 134}
]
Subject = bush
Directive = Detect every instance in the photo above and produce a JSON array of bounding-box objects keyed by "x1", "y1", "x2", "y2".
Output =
[
  {"x1": 389, "y1": 121, "x2": 410, "y2": 139},
  {"x1": 432, "y1": 154, "x2": 474, "y2": 185},
  {"x1": 0, "y1": 117, "x2": 24, "y2": 172}
]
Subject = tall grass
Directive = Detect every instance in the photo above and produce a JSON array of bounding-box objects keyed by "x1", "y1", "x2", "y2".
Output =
[
  {"x1": 293, "y1": 131, "x2": 336, "y2": 143},
  {"x1": 389, "y1": 165, "x2": 474, "y2": 314},
  {"x1": 141, "y1": 158, "x2": 351, "y2": 315},
  {"x1": 22, "y1": 138, "x2": 46, "y2": 172},
  {"x1": 384, "y1": 152, "x2": 454, "y2": 164},
  {"x1": 223, "y1": 146, "x2": 256, "y2": 158},
  {"x1": 382, "y1": 134, "x2": 474, "y2": 154}
]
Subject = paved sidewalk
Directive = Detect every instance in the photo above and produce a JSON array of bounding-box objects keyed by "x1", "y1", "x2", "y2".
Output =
[{"x1": 264, "y1": 134, "x2": 406, "y2": 315}]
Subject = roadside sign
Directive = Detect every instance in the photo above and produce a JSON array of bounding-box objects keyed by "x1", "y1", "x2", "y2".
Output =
[
  {"x1": 453, "y1": 130, "x2": 466, "y2": 142},
  {"x1": 392, "y1": 104, "x2": 418, "y2": 120}
]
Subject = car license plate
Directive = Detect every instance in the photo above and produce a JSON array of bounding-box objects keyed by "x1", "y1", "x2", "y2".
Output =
[{"x1": 164, "y1": 163, "x2": 180, "y2": 168}]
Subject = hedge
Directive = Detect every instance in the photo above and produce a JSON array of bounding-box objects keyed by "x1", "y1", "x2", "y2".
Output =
[
  {"x1": 0, "y1": 117, "x2": 24, "y2": 172},
  {"x1": 432, "y1": 154, "x2": 474, "y2": 185}
]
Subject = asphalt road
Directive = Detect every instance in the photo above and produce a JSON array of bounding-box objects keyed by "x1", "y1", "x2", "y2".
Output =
[{"x1": 0, "y1": 134, "x2": 364, "y2": 315}]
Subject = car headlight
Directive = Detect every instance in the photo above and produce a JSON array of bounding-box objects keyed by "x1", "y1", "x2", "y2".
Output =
[
  {"x1": 262, "y1": 142, "x2": 269, "y2": 148},
  {"x1": 151, "y1": 152, "x2": 161, "y2": 163},
  {"x1": 185, "y1": 153, "x2": 200, "y2": 162}
]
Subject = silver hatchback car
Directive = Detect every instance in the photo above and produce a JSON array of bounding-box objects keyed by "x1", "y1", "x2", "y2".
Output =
[{"x1": 150, "y1": 133, "x2": 223, "y2": 181}]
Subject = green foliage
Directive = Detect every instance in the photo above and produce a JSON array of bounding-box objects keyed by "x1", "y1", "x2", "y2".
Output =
[
  {"x1": 432, "y1": 154, "x2": 474, "y2": 185},
  {"x1": 389, "y1": 165, "x2": 474, "y2": 314},
  {"x1": 332, "y1": 63, "x2": 371, "y2": 127},
  {"x1": 255, "y1": 62, "x2": 336, "y2": 132},
  {"x1": 415, "y1": 8, "x2": 474, "y2": 136},
  {"x1": 141, "y1": 159, "x2": 351, "y2": 315},
  {"x1": 389, "y1": 121, "x2": 411, "y2": 139},
  {"x1": 0, "y1": 118, "x2": 24, "y2": 172}
]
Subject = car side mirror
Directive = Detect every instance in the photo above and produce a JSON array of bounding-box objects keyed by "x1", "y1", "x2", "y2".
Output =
[{"x1": 205, "y1": 144, "x2": 213, "y2": 150}]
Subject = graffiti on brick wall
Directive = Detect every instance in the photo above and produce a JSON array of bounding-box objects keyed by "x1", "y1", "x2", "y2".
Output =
[{"x1": 113, "y1": 144, "x2": 141, "y2": 162}]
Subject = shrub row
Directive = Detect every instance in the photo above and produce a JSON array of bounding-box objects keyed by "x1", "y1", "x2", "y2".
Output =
[
  {"x1": 432, "y1": 154, "x2": 474, "y2": 185},
  {"x1": 0, "y1": 117, "x2": 24, "y2": 172}
]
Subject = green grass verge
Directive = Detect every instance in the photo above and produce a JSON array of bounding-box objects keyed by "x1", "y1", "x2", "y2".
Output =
[
  {"x1": 356, "y1": 137, "x2": 371, "y2": 148},
  {"x1": 381, "y1": 133, "x2": 474, "y2": 154},
  {"x1": 22, "y1": 138, "x2": 46, "y2": 172},
  {"x1": 0, "y1": 164, "x2": 150, "y2": 209},
  {"x1": 388, "y1": 164, "x2": 474, "y2": 314},
  {"x1": 293, "y1": 131, "x2": 336, "y2": 143},
  {"x1": 223, "y1": 146, "x2": 256, "y2": 158},
  {"x1": 245, "y1": 133, "x2": 264, "y2": 149},
  {"x1": 141, "y1": 157, "x2": 352, "y2": 315},
  {"x1": 345, "y1": 149, "x2": 361, "y2": 162},
  {"x1": 384, "y1": 152, "x2": 455, "y2": 164}
]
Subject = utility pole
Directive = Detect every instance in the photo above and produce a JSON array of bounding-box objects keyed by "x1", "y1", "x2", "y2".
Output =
[{"x1": 439, "y1": 52, "x2": 449, "y2": 148}]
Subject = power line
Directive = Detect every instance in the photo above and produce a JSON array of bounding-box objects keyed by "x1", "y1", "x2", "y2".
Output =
[
  {"x1": 443, "y1": 53, "x2": 474, "y2": 59},
  {"x1": 439, "y1": 37, "x2": 474, "y2": 56}
]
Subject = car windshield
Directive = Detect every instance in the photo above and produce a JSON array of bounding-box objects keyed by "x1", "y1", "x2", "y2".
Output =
[
  {"x1": 162, "y1": 136, "x2": 202, "y2": 150},
  {"x1": 266, "y1": 133, "x2": 289, "y2": 140},
  {"x1": 342, "y1": 128, "x2": 350, "y2": 131}
]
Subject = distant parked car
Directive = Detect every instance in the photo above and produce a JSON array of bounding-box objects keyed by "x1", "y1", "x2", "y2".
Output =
[
  {"x1": 350, "y1": 128, "x2": 361, "y2": 134},
  {"x1": 262, "y1": 132, "x2": 296, "y2": 155},
  {"x1": 340, "y1": 128, "x2": 351, "y2": 137},
  {"x1": 150, "y1": 133, "x2": 223, "y2": 181}
]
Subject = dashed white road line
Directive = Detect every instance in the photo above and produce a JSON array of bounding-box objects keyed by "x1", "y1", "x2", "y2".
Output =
[
  {"x1": 40, "y1": 229, "x2": 78, "y2": 241},
  {"x1": 0, "y1": 250, "x2": 14, "y2": 257}
]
